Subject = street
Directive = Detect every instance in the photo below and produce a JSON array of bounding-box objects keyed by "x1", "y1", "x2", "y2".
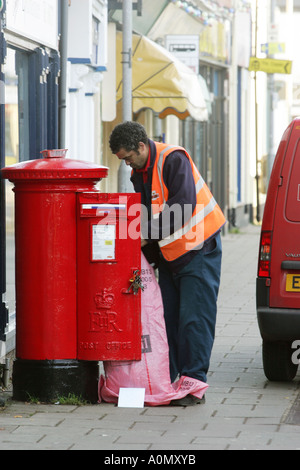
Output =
[{"x1": 1, "y1": 223, "x2": 300, "y2": 450}]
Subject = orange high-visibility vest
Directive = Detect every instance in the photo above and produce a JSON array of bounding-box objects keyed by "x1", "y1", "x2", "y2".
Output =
[{"x1": 151, "y1": 142, "x2": 226, "y2": 262}]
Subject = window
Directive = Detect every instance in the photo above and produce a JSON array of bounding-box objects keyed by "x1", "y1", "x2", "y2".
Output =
[
  {"x1": 93, "y1": 16, "x2": 100, "y2": 65},
  {"x1": 4, "y1": 48, "x2": 19, "y2": 316},
  {"x1": 0, "y1": 42, "x2": 60, "y2": 341}
]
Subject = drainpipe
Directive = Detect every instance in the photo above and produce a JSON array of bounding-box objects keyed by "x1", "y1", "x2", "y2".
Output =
[
  {"x1": 59, "y1": 0, "x2": 69, "y2": 149},
  {"x1": 254, "y1": 0, "x2": 260, "y2": 222},
  {"x1": 3, "y1": 358, "x2": 9, "y2": 388},
  {"x1": 118, "y1": 0, "x2": 133, "y2": 192},
  {"x1": 122, "y1": 0, "x2": 132, "y2": 122},
  {"x1": 267, "y1": 0, "x2": 276, "y2": 181}
]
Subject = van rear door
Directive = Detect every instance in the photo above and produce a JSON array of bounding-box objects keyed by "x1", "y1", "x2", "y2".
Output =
[{"x1": 269, "y1": 121, "x2": 300, "y2": 308}]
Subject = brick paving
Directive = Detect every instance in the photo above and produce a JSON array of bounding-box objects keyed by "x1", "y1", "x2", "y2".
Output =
[{"x1": 1, "y1": 224, "x2": 300, "y2": 451}]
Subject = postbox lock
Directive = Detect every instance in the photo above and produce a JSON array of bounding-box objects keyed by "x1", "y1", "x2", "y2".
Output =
[{"x1": 125, "y1": 270, "x2": 145, "y2": 295}]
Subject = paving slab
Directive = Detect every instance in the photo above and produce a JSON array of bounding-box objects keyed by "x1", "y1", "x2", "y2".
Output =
[{"x1": 1, "y1": 225, "x2": 300, "y2": 451}]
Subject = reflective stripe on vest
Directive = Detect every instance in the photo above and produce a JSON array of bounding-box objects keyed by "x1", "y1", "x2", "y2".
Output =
[{"x1": 151, "y1": 142, "x2": 226, "y2": 262}]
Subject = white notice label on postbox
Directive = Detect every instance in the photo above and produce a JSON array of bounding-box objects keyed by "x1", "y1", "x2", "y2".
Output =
[{"x1": 92, "y1": 225, "x2": 116, "y2": 260}]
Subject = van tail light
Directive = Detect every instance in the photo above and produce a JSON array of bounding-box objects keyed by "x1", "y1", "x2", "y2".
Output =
[{"x1": 258, "y1": 231, "x2": 272, "y2": 277}]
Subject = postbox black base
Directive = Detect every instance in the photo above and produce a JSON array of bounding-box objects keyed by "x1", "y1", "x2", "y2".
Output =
[{"x1": 12, "y1": 359, "x2": 99, "y2": 404}]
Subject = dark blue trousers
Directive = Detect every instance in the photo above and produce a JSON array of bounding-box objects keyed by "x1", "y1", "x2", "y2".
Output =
[{"x1": 158, "y1": 233, "x2": 222, "y2": 383}]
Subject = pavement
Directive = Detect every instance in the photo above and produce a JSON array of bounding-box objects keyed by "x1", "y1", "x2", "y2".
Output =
[{"x1": 1, "y1": 223, "x2": 300, "y2": 452}]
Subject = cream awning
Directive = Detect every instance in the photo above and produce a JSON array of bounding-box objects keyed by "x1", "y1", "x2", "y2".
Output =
[{"x1": 116, "y1": 32, "x2": 209, "y2": 121}]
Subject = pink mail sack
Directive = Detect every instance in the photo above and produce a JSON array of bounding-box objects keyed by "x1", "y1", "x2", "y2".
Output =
[{"x1": 98, "y1": 254, "x2": 208, "y2": 406}]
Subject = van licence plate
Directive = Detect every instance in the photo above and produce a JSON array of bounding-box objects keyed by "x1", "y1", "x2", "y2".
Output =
[{"x1": 286, "y1": 274, "x2": 300, "y2": 292}]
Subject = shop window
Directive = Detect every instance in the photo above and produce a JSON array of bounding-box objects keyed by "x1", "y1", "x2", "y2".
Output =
[
  {"x1": 92, "y1": 16, "x2": 100, "y2": 65},
  {"x1": 1, "y1": 44, "x2": 60, "y2": 339},
  {"x1": 4, "y1": 48, "x2": 19, "y2": 315},
  {"x1": 5, "y1": 49, "x2": 20, "y2": 166}
]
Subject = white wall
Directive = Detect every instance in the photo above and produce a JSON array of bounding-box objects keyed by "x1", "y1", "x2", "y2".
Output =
[{"x1": 65, "y1": 0, "x2": 108, "y2": 163}]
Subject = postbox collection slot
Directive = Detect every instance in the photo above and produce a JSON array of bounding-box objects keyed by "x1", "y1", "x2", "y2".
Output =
[{"x1": 80, "y1": 203, "x2": 126, "y2": 218}]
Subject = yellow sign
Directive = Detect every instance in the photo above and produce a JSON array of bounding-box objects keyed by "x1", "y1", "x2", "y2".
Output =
[
  {"x1": 261, "y1": 43, "x2": 286, "y2": 55},
  {"x1": 249, "y1": 57, "x2": 292, "y2": 75}
]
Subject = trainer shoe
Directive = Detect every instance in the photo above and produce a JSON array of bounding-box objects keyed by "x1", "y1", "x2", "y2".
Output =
[{"x1": 170, "y1": 394, "x2": 206, "y2": 406}]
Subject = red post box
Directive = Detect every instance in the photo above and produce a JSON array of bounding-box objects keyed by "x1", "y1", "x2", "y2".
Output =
[
  {"x1": 76, "y1": 192, "x2": 142, "y2": 361},
  {"x1": 2, "y1": 150, "x2": 109, "y2": 402}
]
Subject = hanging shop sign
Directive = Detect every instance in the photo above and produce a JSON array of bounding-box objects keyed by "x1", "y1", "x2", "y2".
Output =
[
  {"x1": 165, "y1": 35, "x2": 199, "y2": 74},
  {"x1": 5, "y1": 0, "x2": 58, "y2": 50},
  {"x1": 249, "y1": 57, "x2": 292, "y2": 75}
]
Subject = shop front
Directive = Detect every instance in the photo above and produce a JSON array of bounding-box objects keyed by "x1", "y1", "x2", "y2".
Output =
[{"x1": 0, "y1": 0, "x2": 60, "y2": 352}]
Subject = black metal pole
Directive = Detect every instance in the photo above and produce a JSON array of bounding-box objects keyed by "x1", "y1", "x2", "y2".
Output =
[{"x1": 0, "y1": 5, "x2": 8, "y2": 341}]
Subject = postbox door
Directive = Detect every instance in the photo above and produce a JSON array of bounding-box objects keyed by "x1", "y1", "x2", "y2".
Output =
[{"x1": 77, "y1": 192, "x2": 142, "y2": 361}]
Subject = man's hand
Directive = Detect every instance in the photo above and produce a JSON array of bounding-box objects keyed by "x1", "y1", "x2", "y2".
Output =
[{"x1": 141, "y1": 239, "x2": 148, "y2": 247}]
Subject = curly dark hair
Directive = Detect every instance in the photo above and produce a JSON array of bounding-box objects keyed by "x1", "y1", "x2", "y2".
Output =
[{"x1": 109, "y1": 121, "x2": 149, "y2": 154}]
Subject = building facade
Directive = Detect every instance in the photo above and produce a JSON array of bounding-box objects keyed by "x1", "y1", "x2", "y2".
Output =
[
  {"x1": 102, "y1": 0, "x2": 254, "y2": 229},
  {"x1": 2, "y1": 0, "x2": 293, "y2": 369}
]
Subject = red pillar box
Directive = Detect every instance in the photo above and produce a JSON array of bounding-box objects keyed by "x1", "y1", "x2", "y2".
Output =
[
  {"x1": 2, "y1": 150, "x2": 108, "y2": 403},
  {"x1": 76, "y1": 192, "x2": 142, "y2": 361}
]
